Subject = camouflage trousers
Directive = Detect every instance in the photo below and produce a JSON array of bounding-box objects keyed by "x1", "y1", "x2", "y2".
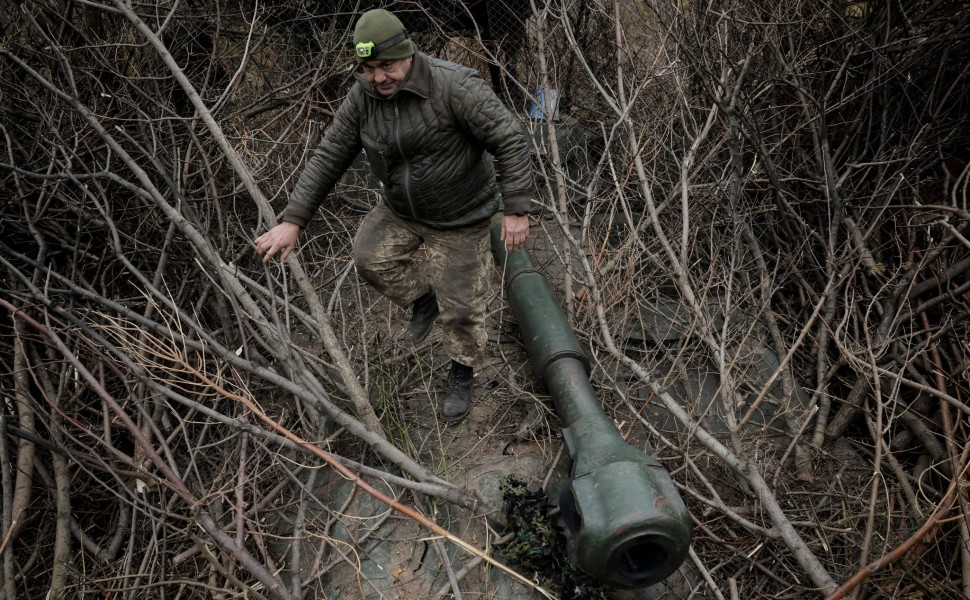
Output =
[{"x1": 352, "y1": 201, "x2": 493, "y2": 368}]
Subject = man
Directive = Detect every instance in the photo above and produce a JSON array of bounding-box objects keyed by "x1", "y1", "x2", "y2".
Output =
[{"x1": 255, "y1": 9, "x2": 532, "y2": 423}]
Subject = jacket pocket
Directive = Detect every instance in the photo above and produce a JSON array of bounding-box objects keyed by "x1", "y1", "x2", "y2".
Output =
[
  {"x1": 360, "y1": 129, "x2": 388, "y2": 187},
  {"x1": 363, "y1": 146, "x2": 387, "y2": 185}
]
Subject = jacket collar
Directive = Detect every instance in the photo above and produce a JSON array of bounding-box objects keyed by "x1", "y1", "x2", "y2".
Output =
[{"x1": 355, "y1": 51, "x2": 431, "y2": 100}]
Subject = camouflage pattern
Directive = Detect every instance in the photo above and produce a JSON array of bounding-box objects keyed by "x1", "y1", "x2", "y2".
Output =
[{"x1": 353, "y1": 202, "x2": 492, "y2": 367}]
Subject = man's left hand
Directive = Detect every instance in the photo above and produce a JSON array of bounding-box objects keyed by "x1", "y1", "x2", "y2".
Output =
[{"x1": 501, "y1": 214, "x2": 530, "y2": 253}]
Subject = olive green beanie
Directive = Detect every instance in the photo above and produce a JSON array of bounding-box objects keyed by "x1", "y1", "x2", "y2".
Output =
[{"x1": 353, "y1": 9, "x2": 414, "y2": 62}]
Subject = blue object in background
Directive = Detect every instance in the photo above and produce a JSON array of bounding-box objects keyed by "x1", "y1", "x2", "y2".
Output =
[{"x1": 528, "y1": 85, "x2": 560, "y2": 121}]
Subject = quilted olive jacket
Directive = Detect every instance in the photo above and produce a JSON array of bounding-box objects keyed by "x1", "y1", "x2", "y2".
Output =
[{"x1": 282, "y1": 51, "x2": 532, "y2": 229}]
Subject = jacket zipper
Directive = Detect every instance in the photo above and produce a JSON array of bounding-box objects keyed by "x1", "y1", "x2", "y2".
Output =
[{"x1": 393, "y1": 102, "x2": 416, "y2": 218}]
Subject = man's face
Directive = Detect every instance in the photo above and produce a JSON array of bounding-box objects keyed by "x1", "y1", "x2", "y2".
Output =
[{"x1": 362, "y1": 57, "x2": 413, "y2": 96}]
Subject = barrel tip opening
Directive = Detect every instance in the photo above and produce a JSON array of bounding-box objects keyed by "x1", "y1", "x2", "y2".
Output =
[
  {"x1": 561, "y1": 482, "x2": 681, "y2": 587},
  {"x1": 612, "y1": 540, "x2": 669, "y2": 584}
]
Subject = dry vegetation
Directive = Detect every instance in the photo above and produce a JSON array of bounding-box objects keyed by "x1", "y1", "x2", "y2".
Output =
[{"x1": 1, "y1": 0, "x2": 969, "y2": 598}]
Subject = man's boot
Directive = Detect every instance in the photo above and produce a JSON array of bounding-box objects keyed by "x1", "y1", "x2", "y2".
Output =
[
  {"x1": 401, "y1": 287, "x2": 439, "y2": 344},
  {"x1": 442, "y1": 361, "x2": 473, "y2": 422}
]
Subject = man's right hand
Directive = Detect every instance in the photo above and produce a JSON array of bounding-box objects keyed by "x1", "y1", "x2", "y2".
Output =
[{"x1": 255, "y1": 221, "x2": 301, "y2": 262}]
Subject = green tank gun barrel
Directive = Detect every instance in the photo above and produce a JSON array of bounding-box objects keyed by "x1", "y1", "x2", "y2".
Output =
[{"x1": 491, "y1": 224, "x2": 692, "y2": 588}]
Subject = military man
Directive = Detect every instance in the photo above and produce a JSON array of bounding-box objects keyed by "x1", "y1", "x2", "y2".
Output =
[{"x1": 256, "y1": 8, "x2": 532, "y2": 423}]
